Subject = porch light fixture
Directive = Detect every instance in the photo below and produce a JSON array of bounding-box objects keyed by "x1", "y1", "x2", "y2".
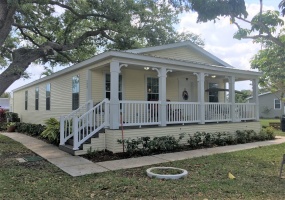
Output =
[
  {"x1": 144, "y1": 67, "x2": 150, "y2": 70},
  {"x1": 211, "y1": 75, "x2": 216, "y2": 78}
]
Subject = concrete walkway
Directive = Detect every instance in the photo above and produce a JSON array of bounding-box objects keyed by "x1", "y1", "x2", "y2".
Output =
[{"x1": 1, "y1": 132, "x2": 285, "y2": 177}]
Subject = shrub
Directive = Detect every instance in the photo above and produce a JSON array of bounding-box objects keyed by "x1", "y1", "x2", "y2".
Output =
[
  {"x1": 40, "y1": 118, "x2": 60, "y2": 145},
  {"x1": 118, "y1": 133, "x2": 185, "y2": 156},
  {"x1": 15, "y1": 122, "x2": 46, "y2": 136},
  {"x1": 0, "y1": 122, "x2": 7, "y2": 131},
  {"x1": 5, "y1": 112, "x2": 20, "y2": 122}
]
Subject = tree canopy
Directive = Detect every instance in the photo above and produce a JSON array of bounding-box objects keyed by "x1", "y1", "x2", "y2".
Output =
[
  {"x1": 0, "y1": 0, "x2": 204, "y2": 95},
  {"x1": 189, "y1": 0, "x2": 284, "y2": 47}
]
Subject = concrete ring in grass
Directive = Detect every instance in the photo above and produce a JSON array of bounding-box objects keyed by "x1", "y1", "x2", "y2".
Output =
[{"x1": 146, "y1": 167, "x2": 188, "y2": 180}]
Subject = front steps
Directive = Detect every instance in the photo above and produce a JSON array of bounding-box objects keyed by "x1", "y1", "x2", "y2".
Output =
[{"x1": 59, "y1": 129, "x2": 106, "y2": 156}]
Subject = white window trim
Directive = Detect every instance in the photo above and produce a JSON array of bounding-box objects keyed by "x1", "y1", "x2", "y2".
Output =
[
  {"x1": 274, "y1": 98, "x2": 281, "y2": 110},
  {"x1": 103, "y1": 72, "x2": 124, "y2": 100},
  {"x1": 145, "y1": 75, "x2": 159, "y2": 101},
  {"x1": 208, "y1": 82, "x2": 219, "y2": 102}
]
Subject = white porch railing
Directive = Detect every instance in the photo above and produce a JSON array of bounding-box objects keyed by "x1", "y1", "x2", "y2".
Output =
[
  {"x1": 235, "y1": 103, "x2": 256, "y2": 120},
  {"x1": 205, "y1": 103, "x2": 231, "y2": 122},
  {"x1": 72, "y1": 99, "x2": 109, "y2": 150},
  {"x1": 60, "y1": 100, "x2": 93, "y2": 146},
  {"x1": 166, "y1": 102, "x2": 200, "y2": 124},
  {"x1": 120, "y1": 100, "x2": 161, "y2": 126}
]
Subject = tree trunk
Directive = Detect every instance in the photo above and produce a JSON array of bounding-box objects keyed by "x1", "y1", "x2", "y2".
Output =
[{"x1": 0, "y1": 0, "x2": 16, "y2": 47}]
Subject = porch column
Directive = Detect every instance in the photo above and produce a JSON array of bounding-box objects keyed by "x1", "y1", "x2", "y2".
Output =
[
  {"x1": 86, "y1": 69, "x2": 93, "y2": 126},
  {"x1": 252, "y1": 78, "x2": 259, "y2": 121},
  {"x1": 153, "y1": 67, "x2": 171, "y2": 126},
  {"x1": 195, "y1": 72, "x2": 205, "y2": 124},
  {"x1": 109, "y1": 61, "x2": 120, "y2": 129},
  {"x1": 228, "y1": 76, "x2": 236, "y2": 122}
]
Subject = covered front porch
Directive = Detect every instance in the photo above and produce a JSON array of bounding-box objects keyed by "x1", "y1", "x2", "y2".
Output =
[
  {"x1": 100, "y1": 60, "x2": 260, "y2": 129},
  {"x1": 60, "y1": 52, "x2": 261, "y2": 151}
]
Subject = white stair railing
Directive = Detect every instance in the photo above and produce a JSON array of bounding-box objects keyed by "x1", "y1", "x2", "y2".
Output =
[
  {"x1": 73, "y1": 99, "x2": 109, "y2": 150},
  {"x1": 60, "y1": 100, "x2": 93, "y2": 146}
]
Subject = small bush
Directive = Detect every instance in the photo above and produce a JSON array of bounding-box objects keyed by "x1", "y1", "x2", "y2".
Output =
[
  {"x1": 0, "y1": 122, "x2": 8, "y2": 131},
  {"x1": 41, "y1": 118, "x2": 60, "y2": 145},
  {"x1": 15, "y1": 122, "x2": 45, "y2": 136}
]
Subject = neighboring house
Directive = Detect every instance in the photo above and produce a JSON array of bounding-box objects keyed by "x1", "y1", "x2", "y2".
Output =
[
  {"x1": 248, "y1": 92, "x2": 283, "y2": 118},
  {"x1": 11, "y1": 41, "x2": 261, "y2": 155},
  {"x1": 0, "y1": 98, "x2": 9, "y2": 110}
]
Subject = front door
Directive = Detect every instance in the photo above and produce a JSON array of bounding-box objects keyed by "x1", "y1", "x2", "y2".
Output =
[{"x1": 178, "y1": 77, "x2": 191, "y2": 102}]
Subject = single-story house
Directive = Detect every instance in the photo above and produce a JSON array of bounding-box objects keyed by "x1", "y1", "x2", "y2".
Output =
[
  {"x1": 0, "y1": 98, "x2": 10, "y2": 110},
  {"x1": 11, "y1": 41, "x2": 261, "y2": 155},
  {"x1": 248, "y1": 92, "x2": 284, "y2": 118}
]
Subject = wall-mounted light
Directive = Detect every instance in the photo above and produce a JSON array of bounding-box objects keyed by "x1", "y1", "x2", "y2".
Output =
[
  {"x1": 144, "y1": 67, "x2": 150, "y2": 70},
  {"x1": 211, "y1": 75, "x2": 216, "y2": 78}
]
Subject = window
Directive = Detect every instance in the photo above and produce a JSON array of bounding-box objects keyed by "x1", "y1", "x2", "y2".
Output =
[
  {"x1": 72, "y1": 75, "x2": 80, "y2": 110},
  {"x1": 46, "y1": 83, "x2": 51, "y2": 110},
  {"x1": 147, "y1": 77, "x2": 159, "y2": 101},
  {"x1": 25, "y1": 91, "x2": 28, "y2": 110},
  {"x1": 274, "y1": 99, "x2": 281, "y2": 109},
  {"x1": 105, "y1": 74, "x2": 122, "y2": 100},
  {"x1": 35, "y1": 87, "x2": 39, "y2": 110},
  {"x1": 209, "y1": 83, "x2": 219, "y2": 102}
]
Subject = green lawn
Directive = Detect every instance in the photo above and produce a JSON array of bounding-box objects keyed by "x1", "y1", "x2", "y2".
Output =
[
  {"x1": 260, "y1": 119, "x2": 285, "y2": 136},
  {"x1": 260, "y1": 118, "x2": 280, "y2": 127},
  {"x1": 1, "y1": 134, "x2": 285, "y2": 199}
]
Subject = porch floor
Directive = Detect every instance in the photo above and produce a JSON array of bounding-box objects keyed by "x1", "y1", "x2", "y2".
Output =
[{"x1": 2, "y1": 132, "x2": 285, "y2": 177}]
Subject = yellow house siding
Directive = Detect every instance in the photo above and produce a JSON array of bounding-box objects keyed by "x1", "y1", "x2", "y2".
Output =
[
  {"x1": 92, "y1": 69, "x2": 104, "y2": 102},
  {"x1": 13, "y1": 68, "x2": 87, "y2": 124},
  {"x1": 101, "y1": 122, "x2": 261, "y2": 153},
  {"x1": 145, "y1": 47, "x2": 220, "y2": 66}
]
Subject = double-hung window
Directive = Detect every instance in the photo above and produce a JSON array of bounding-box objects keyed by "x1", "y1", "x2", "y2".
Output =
[
  {"x1": 35, "y1": 87, "x2": 39, "y2": 110},
  {"x1": 25, "y1": 91, "x2": 28, "y2": 110},
  {"x1": 46, "y1": 83, "x2": 51, "y2": 110},
  {"x1": 105, "y1": 74, "x2": 122, "y2": 100},
  {"x1": 209, "y1": 83, "x2": 219, "y2": 102},
  {"x1": 147, "y1": 77, "x2": 159, "y2": 101},
  {"x1": 274, "y1": 99, "x2": 281, "y2": 109},
  {"x1": 72, "y1": 75, "x2": 80, "y2": 110}
]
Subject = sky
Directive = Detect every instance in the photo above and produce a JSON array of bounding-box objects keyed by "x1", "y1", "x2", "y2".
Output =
[{"x1": 4, "y1": 0, "x2": 282, "y2": 92}]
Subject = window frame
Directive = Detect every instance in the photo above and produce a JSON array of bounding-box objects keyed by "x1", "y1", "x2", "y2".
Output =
[
  {"x1": 104, "y1": 73, "x2": 123, "y2": 100},
  {"x1": 25, "y1": 90, "x2": 28, "y2": 110},
  {"x1": 146, "y1": 76, "x2": 159, "y2": 101},
  {"x1": 208, "y1": 82, "x2": 219, "y2": 102},
  {"x1": 274, "y1": 99, "x2": 281, "y2": 110},
  {"x1": 46, "y1": 83, "x2": 51, "y2": 110},
  {"x1": 35, "y1": 87, "x2": 39, "y2": 110},
  {"x1": 72, "y1": 75, "x2": 80, "y2": 110}
]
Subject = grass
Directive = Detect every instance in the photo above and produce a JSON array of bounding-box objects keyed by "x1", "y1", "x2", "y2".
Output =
[
  {"x1": 260, "y1": 118, "x2": 285, "y2": 136},
  {"x1": 260, "y1": 118, "x2": 280, "y2": 127},
  {"x1": 1, "y1": 134, "x2": 285, "y2": 199}
]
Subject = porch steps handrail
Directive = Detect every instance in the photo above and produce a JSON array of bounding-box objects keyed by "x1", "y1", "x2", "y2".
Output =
[
  {"x1": 73, "y1": 98, "x2": 109, "y2": 150},
  {"x1": 60, "y1": 100, "x2": 93, "y2": 145}
]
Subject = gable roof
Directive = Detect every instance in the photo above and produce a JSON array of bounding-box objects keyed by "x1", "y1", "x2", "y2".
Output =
[
  {"x1": 126, "y1": 41, "x2": 234, "y2": 68},
  {"x1": 247, "y1": 92, "x2": 276, "y2": 100}
]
